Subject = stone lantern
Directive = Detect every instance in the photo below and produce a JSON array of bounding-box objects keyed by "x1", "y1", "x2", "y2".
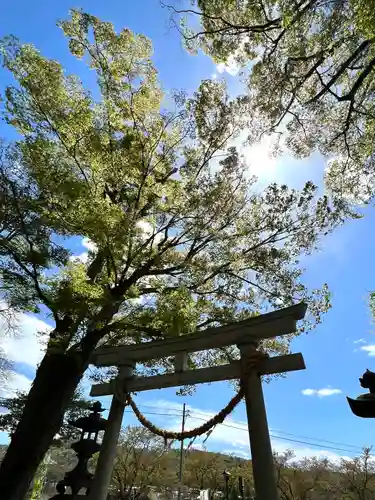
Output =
[
  {"x1": 50, "y1": 401, "x2": 107, "y2": 498},
  {"x1": 347, "y1": 369, "x2": 375, "y2": 418}
]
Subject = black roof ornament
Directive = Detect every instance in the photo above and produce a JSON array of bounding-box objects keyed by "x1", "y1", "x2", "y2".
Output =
[{"x1": 347, "y1": 369, "x2": 375, "y2": 418}]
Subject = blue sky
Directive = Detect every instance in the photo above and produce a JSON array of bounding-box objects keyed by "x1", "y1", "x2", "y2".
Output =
[{"x1": 1, "y1": 0, "x2": 375, "y2": 463}]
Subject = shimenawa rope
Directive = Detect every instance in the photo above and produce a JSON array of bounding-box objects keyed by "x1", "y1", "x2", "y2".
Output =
[{"x1": 114, "y1": 349, "x2": 268, "y2": 442}]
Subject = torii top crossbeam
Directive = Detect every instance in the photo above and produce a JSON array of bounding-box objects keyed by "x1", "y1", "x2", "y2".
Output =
[
  {"x1": 90, "y1": 302, "x2": 307, "y2": 397},
  {"x1": 90, "y1": 302, "x2": 307, "y2": 367}
]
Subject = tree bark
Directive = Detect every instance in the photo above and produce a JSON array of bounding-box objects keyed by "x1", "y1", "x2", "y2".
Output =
[{"x1": 0, "y1": 350, "x2": 85, "y2": 500}]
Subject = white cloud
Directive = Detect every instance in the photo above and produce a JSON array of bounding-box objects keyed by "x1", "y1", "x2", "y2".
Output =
[
  {"x1": 127, "y1": 297, "x2": 146, "y2": 306},
  {"x1": 281, "y1": 447, "x2": 351, "y2": 464},
  {"x1": 69, "y1": 237, "x2": 98, "y2": 263},
  {"x1": 71, "y1": 252, "x2": 89, "y2": 263},
  {"x1": 215, "y1": 37, "x2": 256, "y2": 77},
  {"x1": 354, "y1": 338, "x2": 366, "y2": 344},
  {"x1": 82, "y1": 237, "x2": 97, "y2": 252},
  {"x1": 136, "y1": 220, "x2": 153, "y2": 237},
  {"x1": 216, "y1": 54, "x2": 239, "y2": 76},
  {"x1": 0, "y1": 372, "x2": 32, "y2": 398},
  {"x1": 301, "y1": 387, "x2": 342, "y2": 397},
  {"x1": 215, "y1": 38, "x2": 252, "y2": 77},
  {"x1": 1, "y1": 313, "x2": 51, "y2": 369},
  {"x1": 0, "y1": 307, "x2": 52, "y2": 432},
  {"x1": 221, "y1": 448, "x2": 250, "y2": 459},
  {"x1": 136, "y1": 220, "x2": 163, "y2": 245},
  {"x1": 301, "y1": 389, "x2": 316, "y2": 396},
  {"x1": 211, "y1": 73, "x2": 218, "y2": 80},
  {"x1": 361, "y1": 345, "x2": 375, "y2": 356},
  {"x1": 219, "y1": 444, "x2": 350, "y2": 463}
]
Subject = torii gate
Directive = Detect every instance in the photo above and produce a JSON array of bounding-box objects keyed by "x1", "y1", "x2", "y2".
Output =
[{"x1": 87, "y1": 302, "x2": 307, "y2": 500}]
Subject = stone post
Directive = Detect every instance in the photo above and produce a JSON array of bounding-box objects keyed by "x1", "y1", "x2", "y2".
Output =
[
  {"x1": 239, "y1": 343, "x2": 279, "y2": 500},
  {"x1": 88, "y1": 364, "x2": 134, "y2": 500}
]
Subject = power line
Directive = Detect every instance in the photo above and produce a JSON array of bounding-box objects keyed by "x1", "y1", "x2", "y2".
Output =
[
  {"x1": 136, "y1": 403, "x2": 184, "y2": 413},
  {"x1": 186, "y1": 414, "x2": 365, "y2": 455},
  {"x1": 135, "y1": 404, "x2": 364, "y2": 452},
  {"x1": 268, "y1": 429, "x2": 363, "y2": 451},
  {"x1": 188, "y1": 411, "x2": 364, "y2": 451},
  {"x1": 124, "y1": 408, "x2": 365, "y2": 455},
  {"x1": 133, "y1": 403, "x2": 367, "y2": 454},
  {"x1": 124, "y1": 410, "x2": 183, "y2": 417}
]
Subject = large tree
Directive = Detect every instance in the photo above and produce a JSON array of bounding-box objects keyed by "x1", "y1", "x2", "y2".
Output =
[
  {"x1": 172, "y1": 0, "x2": 375, "y2": 203},
  {"x1": 0, "y1": 9, "x2": 345, "y2": 499}
]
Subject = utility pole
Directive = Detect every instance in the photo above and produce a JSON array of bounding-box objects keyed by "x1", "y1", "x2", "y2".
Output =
[
  {"x1": 238, "y1": 476, "x2": 244, "y2": 500},
  {"x1": 177, "y1": 403, "x2": 187, "y2": 500}
]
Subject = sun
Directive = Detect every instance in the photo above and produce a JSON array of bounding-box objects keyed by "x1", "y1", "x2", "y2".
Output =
[{"x1": 242, "y1": 134, "x2": 278, "y2": 183}]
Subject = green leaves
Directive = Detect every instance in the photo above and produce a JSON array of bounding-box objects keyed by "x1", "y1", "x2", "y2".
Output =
[
  {"x1": 180, "y1": 0, "x2": 375, "y2": 205},
  {"x1": 0, "y1": 10, "x2": 340, "y2": 370},
  {"x1": 0, "y1": 390, "x2": 91, "y2": 442},
  {"x1": 351, "y1": 0, "x2": 375, "y2": 37}
]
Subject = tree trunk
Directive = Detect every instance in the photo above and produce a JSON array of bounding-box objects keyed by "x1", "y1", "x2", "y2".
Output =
[{"x1": 0, "y1": 350, "x2": 85, "y2": 500}]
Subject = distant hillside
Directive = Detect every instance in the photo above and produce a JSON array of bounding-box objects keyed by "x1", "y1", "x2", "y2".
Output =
[
  {"x1": 0, "y1": 440, "x2": 249, "y2": 499},
  {"x1": 1, "y1": 435, "x2": 374, "y2": 500}
]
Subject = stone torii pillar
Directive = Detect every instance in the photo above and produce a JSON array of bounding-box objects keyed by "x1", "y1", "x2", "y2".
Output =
[
  {"x1": 239, "y1": 343, "x2": 279, "y2": 500},
  {"x1": 87, "y1": 302, "x2": 308, "y2": 500},
  {"x1": 88, "y1": 364, "x2": 134, "y2": 500}
]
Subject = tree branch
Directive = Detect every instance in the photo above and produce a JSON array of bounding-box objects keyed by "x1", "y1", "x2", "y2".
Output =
[{"x1": 306, "y1": 39, "x2": 374, "y2": 104}]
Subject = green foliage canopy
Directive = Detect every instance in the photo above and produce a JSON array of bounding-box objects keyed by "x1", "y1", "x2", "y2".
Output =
[
  {"x1": 0, "y1": 9, "x2": 343, "y2": 379},
  {"x1": 175, "y1": 0, "x2": 375, "y2": 204}
]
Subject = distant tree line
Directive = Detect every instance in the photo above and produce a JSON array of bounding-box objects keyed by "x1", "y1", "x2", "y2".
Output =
[{"x1": 4, "y1": 425, "x2": 371, "y2": 500}]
